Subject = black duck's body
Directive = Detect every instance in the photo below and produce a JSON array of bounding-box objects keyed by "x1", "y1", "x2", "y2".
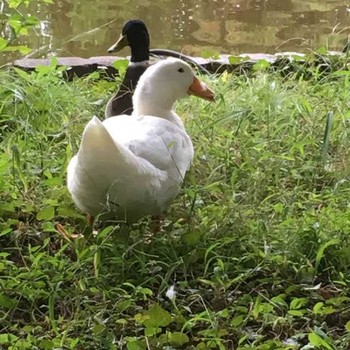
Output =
[
  {"x1": 105, "y1": 61, "x2": 150, "y2": 116},
  {"x1": 105, "y1": 19, "x2": 210, "y2": 118},
  {"x1": 105, "y1": 19, "x2": 150, "y2": 118}
]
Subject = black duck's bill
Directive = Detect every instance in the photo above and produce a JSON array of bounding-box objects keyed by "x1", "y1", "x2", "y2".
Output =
[{"x1": 108, "y1": 34, "x2": 129, "y2": 53}]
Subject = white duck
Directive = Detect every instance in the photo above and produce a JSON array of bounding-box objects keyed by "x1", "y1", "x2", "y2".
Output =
[{"x1": 67, "y1": 58, "x2": 215, "y2": 223}]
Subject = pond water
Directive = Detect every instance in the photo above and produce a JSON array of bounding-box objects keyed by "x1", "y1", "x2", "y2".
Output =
[{"x1": 4, "y1": 0, "x2": 350, "y2": 62}]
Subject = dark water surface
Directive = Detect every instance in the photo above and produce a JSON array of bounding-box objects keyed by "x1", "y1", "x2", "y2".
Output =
[{"x1": 4, "y1": 0, "x2": 350, "y2": 62}]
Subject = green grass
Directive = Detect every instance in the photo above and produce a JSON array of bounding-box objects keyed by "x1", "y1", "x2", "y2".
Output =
[{"x1": 1, "y1": 61, "x2": 350, "y2": 350}]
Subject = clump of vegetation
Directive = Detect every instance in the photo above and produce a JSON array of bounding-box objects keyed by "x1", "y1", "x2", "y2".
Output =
[
  {"x1": 0, "y1": 0, "x2": 53, "y2": 60},
  {"x1": 1, "y1": 55, "x2": 350, "y2": 349},
  {"x1": 1, "y1": 1, "x2": 350, "y2": 348}
]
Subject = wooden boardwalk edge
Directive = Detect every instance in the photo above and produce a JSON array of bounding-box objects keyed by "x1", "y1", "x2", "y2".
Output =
[{"x1": 11, "y1": 51, "x2": 348, "y2": 79}]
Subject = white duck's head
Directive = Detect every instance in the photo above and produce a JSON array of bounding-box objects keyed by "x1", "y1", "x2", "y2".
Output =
[{"x1": 132, "y1": 58, "x2": 214, "y2": 123}]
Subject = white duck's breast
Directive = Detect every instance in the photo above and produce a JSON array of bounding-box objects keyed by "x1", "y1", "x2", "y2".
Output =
[{"x1": 103, "y1": 115, "x2": 194, "y2": 179}]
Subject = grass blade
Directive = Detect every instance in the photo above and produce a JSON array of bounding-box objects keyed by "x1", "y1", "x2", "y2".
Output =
[{"x1": 321, "y1": 111, "x2": 333, "y2": 163}]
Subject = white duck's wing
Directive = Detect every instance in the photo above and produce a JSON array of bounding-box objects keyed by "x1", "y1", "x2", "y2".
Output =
[{"x1": 103, "y1": 115, "x2": 194, "y2": 180}]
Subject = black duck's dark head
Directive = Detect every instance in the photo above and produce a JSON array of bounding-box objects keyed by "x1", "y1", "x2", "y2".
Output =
[{"x1": 108, "y1": 19, "x2": 150, "y2": 62}]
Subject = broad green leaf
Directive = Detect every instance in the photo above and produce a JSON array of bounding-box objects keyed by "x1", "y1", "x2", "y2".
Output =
[
  {"x1": 0, "y1": 295, "x2": 17, "y2": 309},
  {"x1": 18, "y1": 26, "x2": 29, "y2": 35},
  {"x1": 0, "y1": 153, "x2": 9, "y2": 171},
  {"x1": 8, "y1": 18, "x2": 22, "y2": 32},
  {"x1": 313, "y1": 302, "x2": 335, "y2": 315},
  {"x1": 182, "y1": 231, "x2": 202, "y2": 245},
  {"x1": 308, "y1": 331, "x2": 332, "y2": 350},
  {"x1": 273, "y1": 202, "x2": 284, "y2": 213},
  {"x1": 143, "y1": 304, "x2": 172, "y2": 328},
  {"x1": 313, "y1": 302, "x2": 324, "y2": 314},
  {"x1": 116, "y1": 300, "x2": 132, "y2": 312},
  {"x1": 12, "y1": 339, "x2": 32, "y2": 349},
  {"x1": 39, "y1": 339, "x2": 55, "y2": 349},
  {"x1": 290, "y1": 297, "x2": 308, "y2": 310},
  {"x1": 37, "y1": 206, "x2": 55, "y2": 221},
  {"x1": 42, "y1": 222, "x2": 56, "y2": 232},
  {"x1": 57, "y1": 206, "x2": 84, "y2": 219},
  {"x1": 8, "y1": 0, "x2": 22, "y2": 9},
  {"x1": 252, "y1": 295, "x2": 261, "y2": 319},
  {"x1": 92, "y1": 323, "x2": 106, "y2": 335},
  {"x1": 0, "y1": 228, "x2": 12, "y2": 237},
  {"x1": 231, "y1": 315, "x2": 245, "y2": 327},
  {"x1": 134, "y1": 313, "x2": 150, "y2": 324},
  {"x1": 253, "y1": 59, "x2": 271, "y2": 71},
  {"x1": 95, "y1": 225, "x2": 114, "y2": 239},
  {"x1": 144, "y1": 326, "x2": 160, "y2": 336},
  {"x1": 127, "y1": 340, "x2": 146, "y2": 350},
  {"x1": 321, "y1": 306, "x2": 336, "y2": 315},
  {"x1": 288, "y1": 309, "x2": 307, "y2": 316},
  {"x1": 49, "y1": 56, "x2": 58, "y2": 67},
  {"x1": 3, "y1": 45, "x2": 32, "y2": 55},
  {"x1": 0, "y1": 37, "x2": 7, "y2": 51},
  {"x1": 271, "y1": 295, "x2": 288, "y2": 307},
  {"x1": 0, "y1": 333, "x2": 18, "y2": 344},
  {"x1": 25, "y1": 15, "x2": 40, "y2": 26},
  {"x1": 35, "y1": 65, "x2": 53, "y2": 75},
  {"x1": 228, "y1": 56, "x2": 246, "y2": 64},
  {"x1": 0, "y1": 334, "x2": 8, "y2": 344},
  {"x1": 238, "y1": 335, "x2": 248, "y2": 346},
  {"x1": 169, "y1": 332, "x2": 190, "y2": 346},
  {"x1": 200, "y1": 49, "x2": 220, "y2": 59},
  {"x1": 44, "y1": 177, "x2": 62, "y2": 186},
  {"x1": 69, "y1": 339, "x2": 80, "y2": 348},
  {"x1": 112, "y1": 59, "x2": 129, "y2": 75},
  {"x1": 138, "y1": 287, "x2": 153, "y2": 296}
]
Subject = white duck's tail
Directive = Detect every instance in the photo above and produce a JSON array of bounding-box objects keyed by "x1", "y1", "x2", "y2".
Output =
[
  {"x1": 78, "y1": 116, "x2": 136, "y2": 167},
  {"x1": 67, "y1": 116, "x2": 139, "y2": 215},
  {"x1": 79, "y1": 116, "x2": 117, "y2": 162}
]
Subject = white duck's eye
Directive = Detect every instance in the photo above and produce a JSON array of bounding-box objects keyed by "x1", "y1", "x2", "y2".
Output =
[{"x1": 177, "y1": 68, "x2": 185, "y2": 73}]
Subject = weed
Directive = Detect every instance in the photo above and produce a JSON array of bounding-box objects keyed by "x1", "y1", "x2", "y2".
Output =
[{"x1": 1, "y1": 59, "x2": 350, "y2": 349}]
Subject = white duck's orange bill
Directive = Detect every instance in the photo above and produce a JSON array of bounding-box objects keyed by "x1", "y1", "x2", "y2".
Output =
[{"x1": 188, "y1": 77, "x2": 215, "y2": 102}]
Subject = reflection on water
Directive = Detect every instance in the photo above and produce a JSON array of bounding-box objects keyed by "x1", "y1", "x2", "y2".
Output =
[{"x1": 3, "y1": 0, "x2": 350, "y2": 62}]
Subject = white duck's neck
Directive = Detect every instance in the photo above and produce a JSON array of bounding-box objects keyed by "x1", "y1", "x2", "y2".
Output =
[
  {"x1": 133, "y1": 104, "x2": 184, "y2": 128},
  {"x1": 132, "y1": 81, "x2": 184, "y2": 129}
]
